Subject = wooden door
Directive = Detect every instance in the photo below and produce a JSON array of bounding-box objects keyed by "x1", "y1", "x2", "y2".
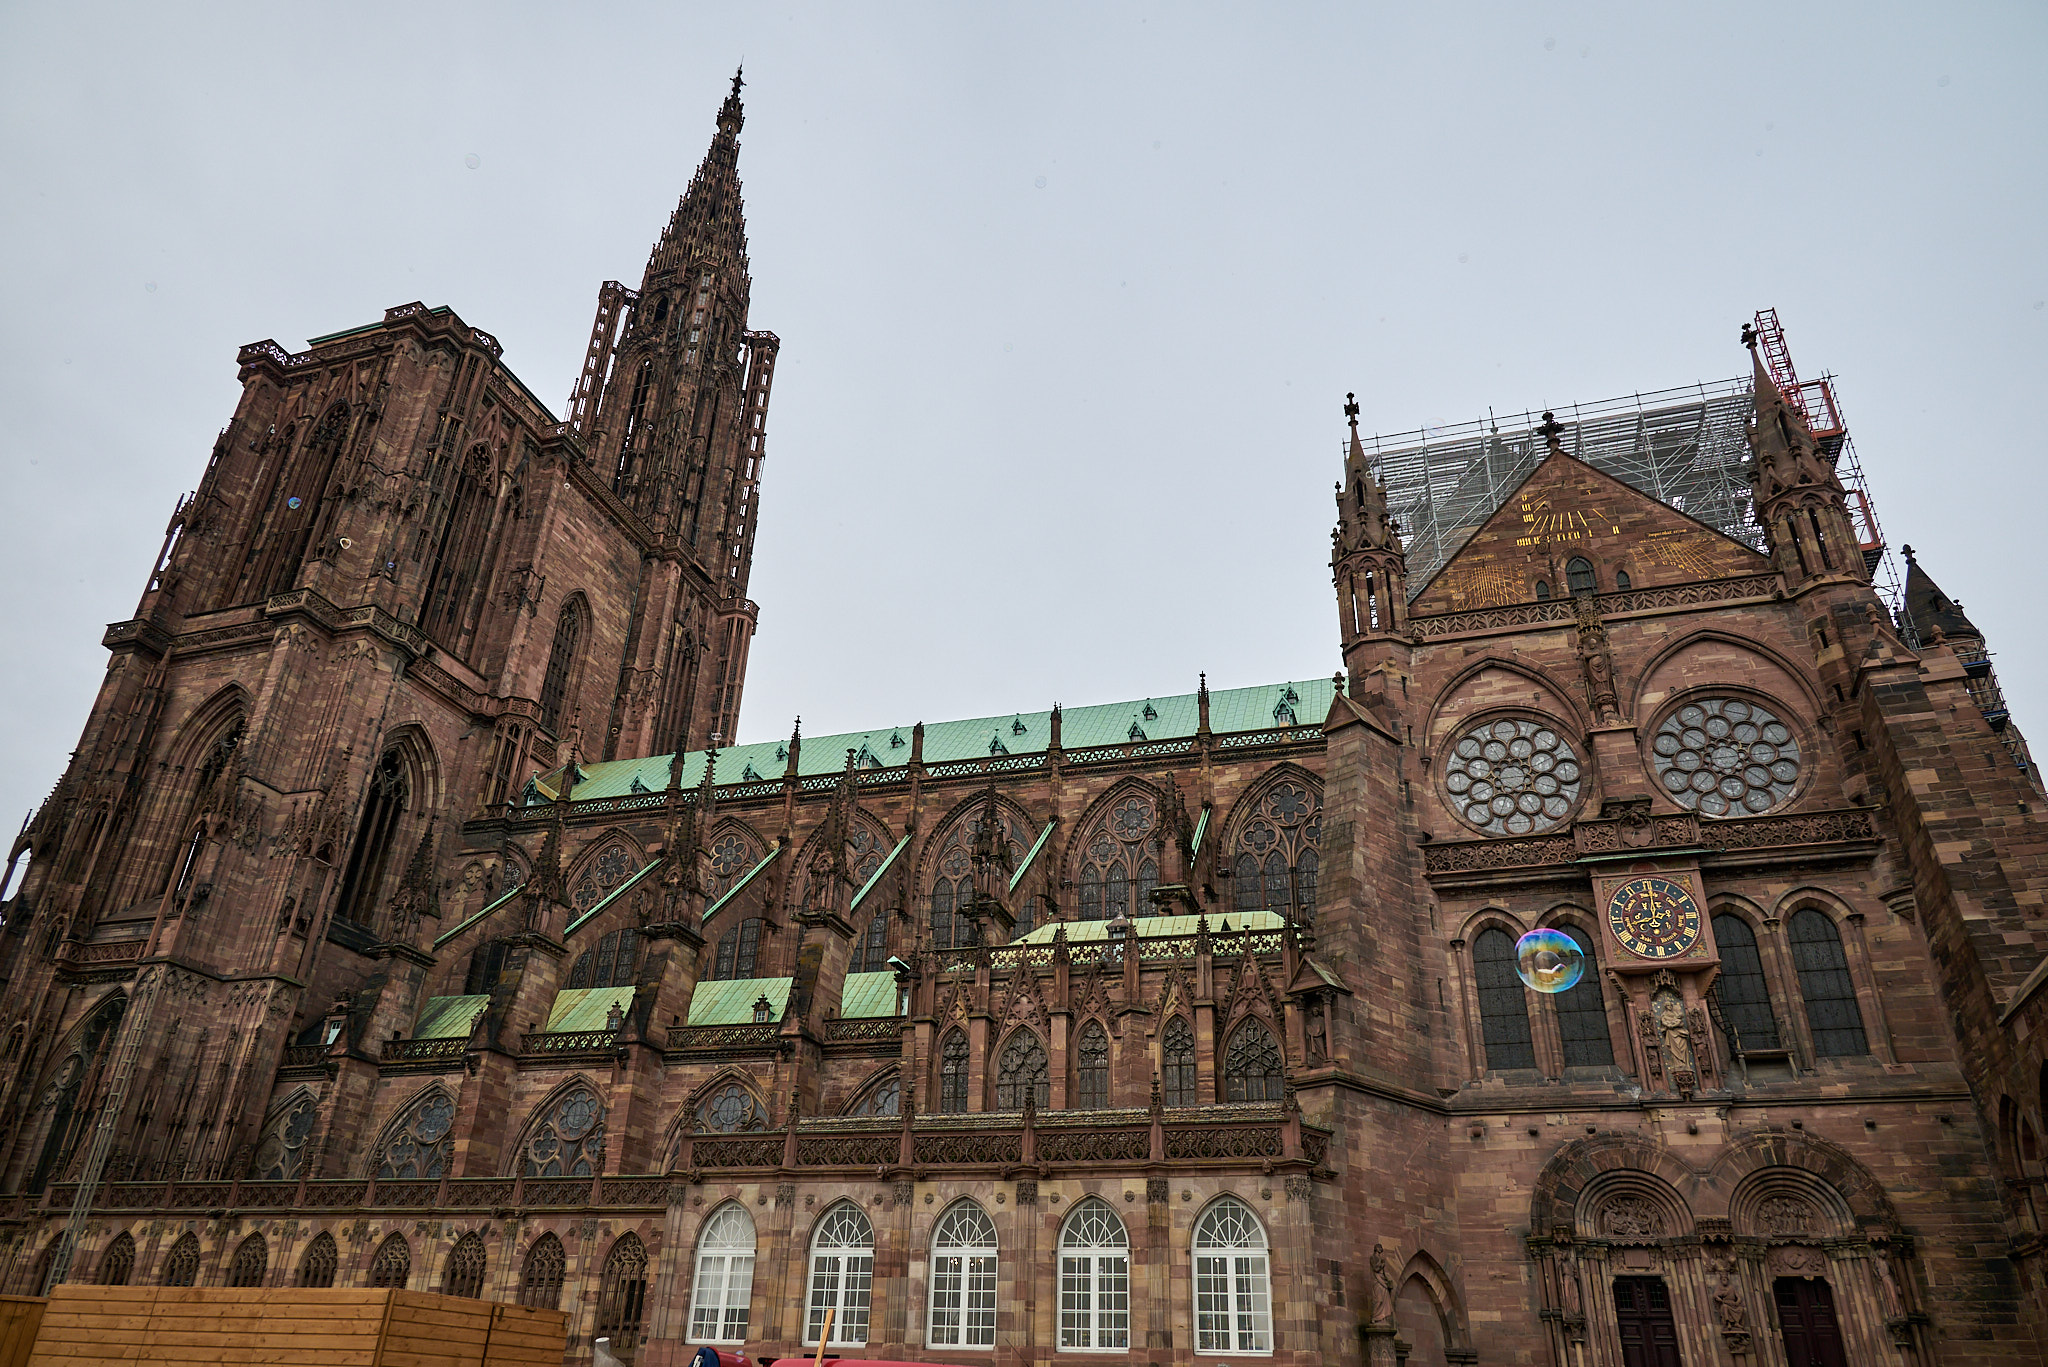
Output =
[
  {"x1": 1774, "y1": 1277, "x2": 1850, "y2": 1367},
  {"x1": 1613, "y1": 1276, "x2": 1683, "y2": 1367}
]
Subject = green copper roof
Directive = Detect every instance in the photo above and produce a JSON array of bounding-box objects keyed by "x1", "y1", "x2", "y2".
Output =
[
  {"x1": 704, "y1": 845, "x2": 780, "y2": 921},
  {"x1": 530, "y1": 676, "x2": 1335, "y2": 804},
  {"x1": 851, "y1": 836, "x2": 910, "y2": 913},
  {"x1": 686, "y1": 976, "x2": 792, "y2": 1026},
  {"x1": 546, "y1": 984, "x2": 636, "y2": 1032},
  {"x1": 840, "y1": 971, "x2": 901, "y2": 1019},
  {"x1": 1015, "y1": 909, "x2": 1286, "y2": 944},
  {"x1": 415, "y1": 994, "x2": 489, "y2": 1040},
  {"x1": 433, "y1": 882, "x2": 524, "y2": 950},
  {"x1": 1009, "y1": 818, "x2": 1058, "y2": 893}
]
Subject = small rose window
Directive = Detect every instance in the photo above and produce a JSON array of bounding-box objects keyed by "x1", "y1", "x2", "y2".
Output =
[
  {"x1": 1649, "y1": 697, "x2": 1800, "y2": 816},
  {"x1": 1442, "y1": 717, "x2": 1583, "y2": 836}
]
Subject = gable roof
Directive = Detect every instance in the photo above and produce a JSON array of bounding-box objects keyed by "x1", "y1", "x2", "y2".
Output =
[{"x1": 1410, "y1": 446, "x2": 1772, "y2": 613}]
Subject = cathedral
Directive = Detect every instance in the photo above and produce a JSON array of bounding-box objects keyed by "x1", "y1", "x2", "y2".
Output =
[{"x1": 3, "y1": 75, "x2": 2047, "y2": 1367}]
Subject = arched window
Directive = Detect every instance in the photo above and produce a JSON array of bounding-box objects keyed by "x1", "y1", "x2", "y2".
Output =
[
  {"x1": 930, "y1": 806, "x2": 1027, "y2": 946},
  {"x1": 1078, "y1": 793, "x2": 1160, "y2": 923},
  {"x1": 1616, "y1": 569, "x2": 1632, "y2": 591},
  {"x1": 1057, "y1": 1198, "x2": 1130, "y2": 1350},
  {"x1": 1233, "y1": 779, "x2": 1323, "y2": 923},
  {"x1": 995, "y1": 1031, "x2": 1050, "y2": 1111},
  {"x1": 465, "y1": 938, "x2": 512, "y2": 995},
  {"x1": 927, "y1": 1200, "x2": 998, "y2": 1349},
  {"x1": 521, "y1": 1085, "x2": 606, "y2": 1177},
  {"x1": 370, "y1": 1233, "x2": 410, "y2": 1289},
  {"x1": 1075, "y1": 1021, "x2": 1111, "y2": 1110},
  {"x1": 595, "y1": 1234, "x2": 648, "y2": 1357},
  {"x1": 519, "y1": 1233, "x2": 565, "y2": 1309},
  {"x1": 160, "y1": 1233, "x2": 200, "y2": 1287},
  {"x1": 538, "y1": 602, "x2": 582, "y2": 733},
  {"x1": 848, "y1": 912, "x2": 888, "y2": 974},
  {"x1": 709, "y1": 918, "x2": 763, "y2": 980},
  {"x1": 845, "y1": 1071, "x2": 900, "y2": 1118},
  {"x1": 1162, "y1": 1016, "x2": 1198, "y2": 1107},
  {"x1": 1535, "y1": 580, "x2": 1551, "y2": 601},
  {"x1": 689, "y1": 1203, "x2": 756, "y2": 1343},
  {"x1": 227, "y1": 1233, "x2": 268, "y2": 1288},
  {"x1": 1553, "y1": 926, "x2": 1613, "y2": 1067},
  {"x1": 1193, "y1": 1197, "x2": 1273, "y2": 1353},
  {"x1": 250, "y1": 1091, "x2": 317, "y2": 1182},
  {"x1": 164, "y1": 718, "x2": 243, "y2": 900},
  {"x1": 1788, "y1": 909, "x2": 1868, "y2": 1057},
  {"x1": 704, "y1": 830, "x2": 757, "y2": 902},
  {"x1": 97, "y1": 1232, "x2": 135, "y2": 1287},
  {"x1": 572, "y1": 846, "x2": 639, "y2": 917},
  {"x1": 1472, "y1": 927, "x2": 1536, "y2": 1070},
  {"x1": 297, "y1": 1232, "x2": 338, "y2": 1288},
  {"x1": 805, "y1": 1203, "x2": 874, "y2": 1348},
  {"x1": 375, "y1": 1089, "x2": 456, "y2": 1180},
  {"x1": 695, "y1": 1082, "x2": 767, "y2": 1133},
  {"x1": 418, "y1": 448, "x2": 496, "y2": 644},
  {"x1": 1223, "y1": 1020, "x2": 1284, "y2": 1102},
  {"x1": 939, "y1": 1032, "x2": 970, "y2": 1114},
  {"x1": 567, "y1": 928, "x2": 641, "y2": 990},
  {"x1": 1566, "y1": 557, "x2": 1597, "y2": 595},
  {"x1": 442, "y1": 1232, "x2": 487, "y2": 1299},
  {"x1": 1710, "y1": 914, "x2": 1781, "y2": 1051},
  {"x1": 334, "y1": 747, "x2": 409, "y2": 927}
]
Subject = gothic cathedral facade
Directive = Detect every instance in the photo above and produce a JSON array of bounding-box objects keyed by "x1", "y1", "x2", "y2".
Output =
[{"x1": 3, "y1": 79, "x2": 2046, "y2": 1367}]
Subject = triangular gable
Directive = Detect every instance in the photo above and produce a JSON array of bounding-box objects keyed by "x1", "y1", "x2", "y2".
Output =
[{"x1": 1411, "y1": 450, "x2": 1770, "y2": 614}]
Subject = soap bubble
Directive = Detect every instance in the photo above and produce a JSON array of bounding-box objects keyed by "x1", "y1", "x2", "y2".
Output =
[{"x1": 1515, "y1": 928, "x2": 1585, "y2": 994}]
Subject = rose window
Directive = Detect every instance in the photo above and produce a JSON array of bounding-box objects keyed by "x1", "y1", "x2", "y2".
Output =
[
  {"x1": 1649, "y1": 698, "x2": 1800, "y2": 817},
  {"x1": 1442, "y1": 717, "x2": 1583, "y2": 836}
]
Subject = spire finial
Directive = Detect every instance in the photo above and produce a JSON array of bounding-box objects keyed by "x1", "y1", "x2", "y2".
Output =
[
  {"x1": 1537, "y1": 411, "x2": 1566, "y2": 456},
  {"x1": 1344, "y1": 391, "x2": 1360, "y2": 434},
  {"x1": 731, "y1": 64, "x2": 745, "y2": 99},
  {"x1": 1740, "y1": 322, "x2": 1759, "y2": 351}
]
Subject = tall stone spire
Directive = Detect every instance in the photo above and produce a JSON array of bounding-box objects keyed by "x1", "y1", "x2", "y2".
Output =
[
  {"x1": 1741, "y1": 325, "x2": 1863, "y2": 586},
  {"x1": 646, "y1": 66, "x2": 750, "y2": 283},
  {"x1": 1332, "y1": 393, "x2": 1408, "y2": 665}
]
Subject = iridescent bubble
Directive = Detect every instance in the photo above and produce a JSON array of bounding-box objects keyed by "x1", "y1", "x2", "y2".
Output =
[{"x1": 1515, "y1": 928, "x2": 1585, "y2": 994}]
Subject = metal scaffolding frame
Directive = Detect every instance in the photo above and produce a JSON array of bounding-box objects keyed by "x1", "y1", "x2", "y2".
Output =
[{"x1": 1355, "y1": 378, "x2": 1765, "y2": 598}]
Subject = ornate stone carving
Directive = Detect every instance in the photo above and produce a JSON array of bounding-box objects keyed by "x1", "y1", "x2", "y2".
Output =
[
  {"x1": 1757, "y1": 1194, "x2": 1816, "y2": 1236},
  {"x1": 1601, "y1": 1195, "x2": 1663, "y2": 1238},
  {"x1": 1648, "y1": 697, "x2": 1802, "y2": 818},
  {"x1": 1442, "y1": 715, "x2": 1584, "y2": 837}
]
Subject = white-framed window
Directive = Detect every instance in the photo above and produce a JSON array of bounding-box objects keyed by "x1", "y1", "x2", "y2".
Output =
[
  {"x1": 1058, "y1": 1197, "x2": 1130, "y2": 1351},
  {"x1": 688, "y1": 1202, "x2": 757, "y2": 1344},
  {"x1": 805, "y1": 1201, "x2": 874, "y2": 1347},
  {"x1": 1193, "y1": 1196, "x2": 1273, "y2": 1354},
  {"x1": 927, "y1": 1200, "x2": 998, "y2": 1349}
]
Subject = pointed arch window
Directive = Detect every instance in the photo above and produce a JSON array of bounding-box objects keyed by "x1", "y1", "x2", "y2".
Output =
[
  {"x1": 705, "y1": 831, "x2": 756, "y2": 902},
  {"x1": 930, "y1": 806, "x2": 1026, "y2": 946},
  {"x1": 1058, "y1": 1198, "x2": 1130, "y2": 1350},
  {"x1": 595, "y1": 1234, "x2": 649, "y2": 1356},
  {"x1": 1162, "y1": 1016, "x2": 1198, "y2": 1107},
  {"x1": 1194, "y1": 1197, "x2": 1273, "y2": 1353},
  {"x1": 1566, "y1": 557, "x2": 1597, "y2": 595},
  {"x1": 97, "y1": 1232, "x2": 135, "y2": 1286},
  {"x1": 1472, "y1": 927, "x2": 1537, "y2": 1070},
  {"x1": 1078, "y1": 793, "x2": 1159, "y2": 922},
  {"x1": 1553, "y1": 926, "x2": 1614, "y2": 1068},
  {"x1": 1075, "y1": 1021, "x2": 1111, "y2": 1110},
  {"x1": 1233, "y1": 780, "x2": 1322, "y2": 923},
  {"x1": 538, "y1": 602, "x2": 583, "y2": 733},
  {"x1": 1535, "y1": 580, "x2": 1552, "y2": 601},
  {"x1": 160, "y1": 1232, "x2": 200, "y2": 1287},
  {"x1": 1710, "y1": 914, "x2": 1781, "y2": 1052},
  {"x1": 297, "y1": 1232, "x2": 338, "y2": 1288},
  {"x1": 571, "y1": 845, "x2": 639, "y2": 916},
  {"x1": 376, "y1": 1089, "x2": 456, "y2": 1180},
  {"x1": 1788, "y1": 909, "x2": 1868, "y2": 1057},
  {"x1": 521, "y1": 1085, "x2": 606, "y2": 1177},
  {"x1": 845, "y1": 1071, "x2": 900, "y2": 1118},
  {"x1": 848, "y1": 912, "x2": 888, "y2": 975},
  {"x1": 928, "y1": 1200, "x2": 998, "y2": 1349},
  {"x1": 695, "y1": 1081, "x2": 767, "y2": 1133},
  {"x1": 251, "y1": 1091, "x2": 317, "y2": 1181},
  {"x1": 442, "y1": 1232, "x2": 488, "y2": 1299},
  {"x1": 805, "y1": 1203, "x2": 874, "y2": 1347},
  {"x1": 568, "y1": 927, "x2": 641, "y2": 990},
  {"x1": 996, "y1": 1031, "x2": 1050, "y2": 1111},
  {"x1": 709, "y1": 918, "x2": 763, "y2": 980},
  {"x1": 1223, "y1": 1019, "x2": 1285, "y2": 1102},
  {"x1": 227, "y1": 1233, "x2": 268, "y2": 1288},
  {"x1": 334, "y1": 747, "x2": 409, "y2": 927},
  {"x1": 939, "y1": 1031, "x2": 970, "y2": 1114},
  {"x1": 520, "y1": 1233, "x2": 565, "y2": 1309},
  {"x1": 689, "y1": 1203, "x2": 756, "y2": 1343},
  {"x1": 164, "y1": 718, "x2": 243, "y2": 900},
  {"x1": 369, "y1": 1233, "x2": 410, "y2": 1289}
]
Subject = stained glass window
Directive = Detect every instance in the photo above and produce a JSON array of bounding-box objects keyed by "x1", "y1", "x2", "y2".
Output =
[
  {"x1": 1711, "y1": 914, "x2": 1781, "y2": 1051},
  {"x1": 845, "y1": 1072, "x2": 900, "y2": 1118},
  {"x1": 1473, "y1": 927, "x2": 1537, "y2": 1070},
  {"x1": 442, "y1": 1232, "x2": 487, "y2": 1299},
  {"x1": 1162, "y1": 1016, "x2": 1198, "y2": 1107},
  {"x1": 1075, "y1": 1021, "x2": 1111, "y2": 1110},
  {"x1": 1554, "y1": 926, "x2": 1614, "y2": 1067},
  {"x1": 568, "y1": 928, "x2": 641, "y2": 990},
  {"x1": 369, "y1": 1233, "x2": 410, "y2": 1289},
  {"x1": 1233, "y1": 779, "x2": 1323, "y2": 922},
  {"x1": 160, "y1": 1233, "x2": 200, "y2": 1287},
  {"x1": 710, "y1": 918, "x2": 763, "y2": 981},
  {"x1": 521, "y1": 1086, "x2": 606, "y2": 1177},
  {"x1": 1223, "y1": 1020, "x2": 1284, "y2": 1102},
  {"x1": 696, "y1": 1082, "x2": 766, "y2": 1133},
  {"x1": 251, "y1": 1091, "x2": 317, "y2": 1181},
  {"x1": 97, "y1": 1233, "x2": 134, "y2": 1287},
  {"x1": 227, "y1": 1233, "x2": 267, "y2": 1288},
  {"x1": 520, "y1": 1233, "x2": 565, "y2": 1309},
  {"x1": 538, "y1": 604, "x2": 581, "y2": 732},
  {"x1": 376, "y1": 1089, "x2": 456, "y2": 1180},
  {"x1": 571, "y1": 844, "x2": 637, "y2": 916},
  {"x1": 939, "y1": 1032, "x2": 969, "y2": 1114},
  {"x1": 996, "y1": 1031, "x2": 1050, "y2": 1111},
  {"x1": 1789, "y1": 909, "x2": 1868, "y2": 1057},
  {"x1": 297, "y1": 1232, "x2": 338, "y2": 1288}
]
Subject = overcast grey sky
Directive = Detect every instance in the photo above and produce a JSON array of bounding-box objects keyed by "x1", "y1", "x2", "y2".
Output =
[{"x1": 4, "y1": 2, "x2": 2043, "y2": 815}]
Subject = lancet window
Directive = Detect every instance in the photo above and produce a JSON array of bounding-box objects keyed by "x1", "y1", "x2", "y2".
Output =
[
  {"x1": 370, "y1": 1233, "x2": 411, "y2": 1289},
  {"x1": 1232, "y1": 779, "x2": 1321, "y2": 922},
  {"x1": 1074, "y1": 1021, "x2": 1111, "y2": 1110},
  {"x1": 1222, "y1": 1019, "x2": 1284, "y2": 1102},
  {"x1": 708, "y1": 918, "x2": 764, "y2": 980},
  {"x1": 97, "y1": 1233, "x2": 134, "y2": 1287},
  {"x1": 1789, "y1": 909, "x2": 1869, "y2": 1057},
  {"x1": 567, "y1": 927, "x2": 641, "y2": 990},
  {"x1": 1553, "y1": 925, "x2": 1614, "y2": 1067},
  {"x1": 930, "y1": 805, "x2": 1030, "y2": 947},
  {"x1": 938, "y1": 1032, "x2": 969, "y2": 1114},
  {"x1": 1162, "y1": 1016, "x2": 1198, "y2": 1107},
  {"x1": 1473, "y1": 927, "x2": 1537, "y2": 1070},
  {"x1": 595, "y1": 1235, "x2": 649, "y2": 1356},
  {"x1": 160, "y1": 1233, "x2": 199, "y2": 1287},
  {"x1": 1079, "y1": 793, "x2": 1160, "y2": 922},
  {"x1": 520, "y1": 1234, "x2": 565, "y2": 1309},
  {"x1": 442, "y1": 1233, "x2": 487, "y2": 1299},
  {"x1": 333, "y1": 747, "x2": 409, "y2": 927},
  {"x1": 521, "y1": 1086, "x2": 606, "y2": 1177},
  {"x1": 538, "y1": 602, "x2": 582, "y2": 733},
  {"x1": 1710, "y1": 913, "x2": 1781, "y2": 1052},
  {"x1": 227, "y1": 1233, "x2": 268, "y2": 1288},
  {"x1": 297, "y1": 1232, "x2": 338, "y2": 1287},
  {"x1": 995, "y1": 1031, "x2": 1050, "y2": 1111}
]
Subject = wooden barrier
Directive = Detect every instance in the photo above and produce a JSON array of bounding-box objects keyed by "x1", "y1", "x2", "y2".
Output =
[
  {"x1": 0, "y1": 1297, "x2": 46, "y2": 1367},
  {"x1": 25, "y1": 1286, "x2": 566, "y2": 1367}
]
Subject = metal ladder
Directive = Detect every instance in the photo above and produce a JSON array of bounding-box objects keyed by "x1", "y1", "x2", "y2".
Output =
[{"x1": 45, "y1": 965, "x2": 162, "y2": 1286}]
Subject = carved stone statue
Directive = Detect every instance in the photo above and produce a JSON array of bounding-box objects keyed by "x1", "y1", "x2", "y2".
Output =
[
  {"x1": 1713, "y1": 1266, "x2": 1748, "y2": 1333},
  {"x1": 1653, "y1": 988, "x2": 1692, "y2": 1072},
  {"x1": 1370, "y1": 1241, "x2": 1395, "y2": 1320}
]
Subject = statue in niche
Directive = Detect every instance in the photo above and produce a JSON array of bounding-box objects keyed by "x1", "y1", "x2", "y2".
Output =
[
  {"x1": 1653, "y1": 988, "x2": 1692, "y2": 1072},
  {"x1": 1713, "y1": 1265, "x2": 1749, "y2": 1333}
]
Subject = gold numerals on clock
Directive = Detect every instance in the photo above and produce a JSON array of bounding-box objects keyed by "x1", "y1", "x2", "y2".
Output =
[{"x1": 1606, "y1": 876, "x2": 1703, "y2": 960}]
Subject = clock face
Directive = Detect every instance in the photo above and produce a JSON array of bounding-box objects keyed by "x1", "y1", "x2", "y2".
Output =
[{"x1": 1607, "y1": 876, "x2": 1703, "y2": 960}]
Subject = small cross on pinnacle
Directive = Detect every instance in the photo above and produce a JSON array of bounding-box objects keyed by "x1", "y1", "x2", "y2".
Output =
[
  {"x1": 1343, "y1": 392, "x2": 1360, "y2": 434},
  {"x1": 1537, "y1": 410, "x2": 1565, "y2": 450},
  {"x1": 731, "y1": 65, "x2": 745, "y2": 98}
]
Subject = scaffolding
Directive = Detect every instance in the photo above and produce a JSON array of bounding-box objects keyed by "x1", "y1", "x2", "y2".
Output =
[{"x1": 1357, "y1": 315, "x2": 1901, "y2": 615}]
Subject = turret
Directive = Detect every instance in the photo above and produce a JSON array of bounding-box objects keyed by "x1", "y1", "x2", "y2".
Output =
[
  {"x1": 1742, "y1": 327, "x2": 1864, "y2": 587},
  {"x1": 1332, "y1": 392, "x2": 1408, "y2": 690}
]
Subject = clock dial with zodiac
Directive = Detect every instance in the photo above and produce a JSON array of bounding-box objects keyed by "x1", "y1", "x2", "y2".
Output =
[{"x1": 1606, "y1": 876, "x2": 1703, "y2": 960}]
